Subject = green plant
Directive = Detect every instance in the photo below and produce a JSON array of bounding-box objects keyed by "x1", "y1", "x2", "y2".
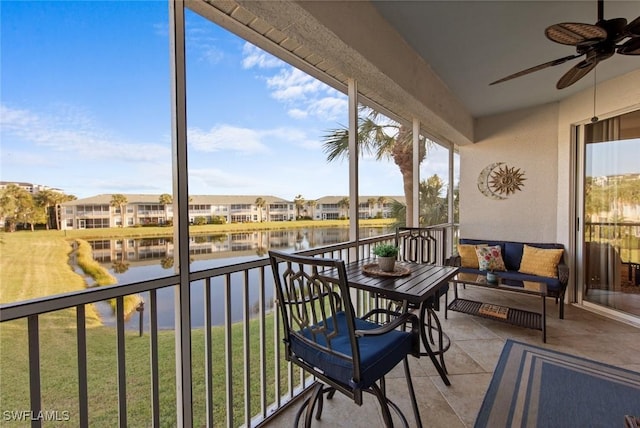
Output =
[{"x1": 372, "y1": 243, "x2": 398, "y2": 258}]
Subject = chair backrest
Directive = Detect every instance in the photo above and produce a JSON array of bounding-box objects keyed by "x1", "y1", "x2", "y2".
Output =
[
  {"x1": 268, "y1": 250, "x2": 362, "y2": 388},
  {"x1": 395, "y1": 227, "x2": 445, "y2": 265}
]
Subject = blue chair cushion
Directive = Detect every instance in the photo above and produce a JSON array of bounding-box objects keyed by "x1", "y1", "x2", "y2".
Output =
[{"x1": 289, "y1": 311, "x2": 414, "y2": 389}]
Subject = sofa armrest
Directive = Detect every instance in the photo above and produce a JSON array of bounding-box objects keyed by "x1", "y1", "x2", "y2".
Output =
[
  {"x1": 446, "y1": 255, "x2": 461, "y2": 267},
  {"x1": 558, "y1": 262, "x2": 569, "y2": 285}
]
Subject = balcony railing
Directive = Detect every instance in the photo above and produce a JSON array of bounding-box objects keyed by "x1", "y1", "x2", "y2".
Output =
[
  {"x1": 0, "y1": 225, "x2": 453, "y2": 427},
  {"x1": 585, "y1": 221, "x2": 640, "y2": 260}
]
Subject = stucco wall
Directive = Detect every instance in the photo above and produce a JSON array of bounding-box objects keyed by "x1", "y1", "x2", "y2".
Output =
[
  {"x1": 460, "y1": 103, "x2": 560, "y2": 242},
  {"x1": 461, "y1": 69, "x2": 640, "y2": 248}
]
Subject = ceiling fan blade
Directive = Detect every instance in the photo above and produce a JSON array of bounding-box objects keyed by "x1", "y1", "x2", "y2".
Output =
[
  {"x1": 556, "y1": 59, "x2": 598, "y2": 89},
  {"x1": 489, "y1": 54, "x2": 582, "y2": 85},
  {"x1": 618, "y1": 36, "x2": 640, "y2": 55},
  {"x1": 625, "y1": 16, "x2": 640, "y2": 36},
  {"x1": 545, "y1": 22, "x2": 607, "y2": 46}
]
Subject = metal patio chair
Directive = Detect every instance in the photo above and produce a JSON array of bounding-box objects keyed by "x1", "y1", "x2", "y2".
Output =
[
  {"x1": 395, "y1": 227, "x2": 451, "y2": 372},
  {"x1": 269, "y1": 250, "x2": 421, "y2": 428}
]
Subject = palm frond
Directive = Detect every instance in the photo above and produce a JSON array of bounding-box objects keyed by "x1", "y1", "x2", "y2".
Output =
[{"x1": 322, "y1": 127, "x2": 350, "y2": 162}]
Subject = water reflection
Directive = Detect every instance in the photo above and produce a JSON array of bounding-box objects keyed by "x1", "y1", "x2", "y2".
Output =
[{"x1": 90, "y1": 226, "x2": 389, "y2": 329}]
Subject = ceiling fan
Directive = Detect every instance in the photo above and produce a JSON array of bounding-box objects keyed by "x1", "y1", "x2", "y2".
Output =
[{"x1": 490, "y1": 0, "x2": 640, "y2": 89}]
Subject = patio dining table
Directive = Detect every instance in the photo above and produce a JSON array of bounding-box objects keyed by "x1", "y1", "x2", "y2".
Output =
[{"x1": 320, "y1": 258, "x2": 459, "y2": 386}]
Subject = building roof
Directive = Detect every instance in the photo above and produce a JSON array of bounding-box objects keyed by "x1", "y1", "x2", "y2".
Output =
[{"x1": 60, "y1": 193, "x2": 405, "y2": 206}]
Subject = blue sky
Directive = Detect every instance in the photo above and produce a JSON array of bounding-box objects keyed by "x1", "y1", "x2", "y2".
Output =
[{"x1": 0, "y1": 1, "x2": 451, "y2": 200}]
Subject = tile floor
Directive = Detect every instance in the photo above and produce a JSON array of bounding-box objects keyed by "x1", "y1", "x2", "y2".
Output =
[{"x1": 262, "y1": 286, "x2": 640, "y2": 428}]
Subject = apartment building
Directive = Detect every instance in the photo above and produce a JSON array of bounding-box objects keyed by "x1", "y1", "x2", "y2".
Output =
[
  {"x1": 58, "y1": 194, "x2": 403, "y2": 229},
  {"x1": 0, "y1": 181, "x2": 63, "y2": 195}
]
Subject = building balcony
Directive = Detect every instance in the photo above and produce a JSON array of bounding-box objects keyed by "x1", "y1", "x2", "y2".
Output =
[{"x1": 2, "y1": 228, "x2": 639, "y2": 427}]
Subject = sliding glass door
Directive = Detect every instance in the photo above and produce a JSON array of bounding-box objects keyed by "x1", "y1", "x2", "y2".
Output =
[{"x1": 581, "y1": 110, "x2": 640, "y2": 317}]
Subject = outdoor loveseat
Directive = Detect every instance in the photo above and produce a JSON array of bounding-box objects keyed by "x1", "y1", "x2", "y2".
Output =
[{"x1": 449, "y1": 239, "x2": 569, "y2": 318}]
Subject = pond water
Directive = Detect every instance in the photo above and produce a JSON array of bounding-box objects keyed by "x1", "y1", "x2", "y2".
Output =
[{"x1": 88, "y1": 226, "x2": 391, "y2": 330}]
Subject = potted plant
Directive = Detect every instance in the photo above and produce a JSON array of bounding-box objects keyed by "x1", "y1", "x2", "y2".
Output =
[
  {"x1": 373, "y1": 244, "x2": 399, "y2": 272},
  {"x1": 486, "y1": 270, "x2": 498, "y2": 284}
]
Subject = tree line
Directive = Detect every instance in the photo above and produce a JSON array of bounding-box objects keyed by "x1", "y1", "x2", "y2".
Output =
[{"x1": 0, "y1": 184, "x2": 76, "y2": 232}]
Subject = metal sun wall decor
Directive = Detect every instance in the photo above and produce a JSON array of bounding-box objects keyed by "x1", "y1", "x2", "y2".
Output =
[{"x1": 477, "y1": 162, "x2": 526, "y2": 200}]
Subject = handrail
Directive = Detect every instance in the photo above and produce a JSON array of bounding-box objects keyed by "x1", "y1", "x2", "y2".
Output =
[{"x1": 0, "y1": 226, "x2": 455, "y2": 427}]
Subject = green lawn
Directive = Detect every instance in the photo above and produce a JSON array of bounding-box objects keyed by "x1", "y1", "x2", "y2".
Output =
[
  {"x1": 0, "y1": 227, "x2": 305, "y2": 426},
  {"x1": 0, "y1": 314, "x2": 282, "y2": 426}
]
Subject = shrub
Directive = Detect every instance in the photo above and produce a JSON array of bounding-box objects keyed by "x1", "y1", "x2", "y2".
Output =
[
  {"x1": 372, "y1": 243, "x2": 399, "y2": 258},
  {"x1": 210, "y1": 216, "x2": 226, "y2": 225},
  {"x1": 193, "y1": 216, "x2": 207, "y2": 226}
]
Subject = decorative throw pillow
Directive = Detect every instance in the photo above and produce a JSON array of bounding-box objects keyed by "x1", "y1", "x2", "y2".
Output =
[
  {"x1": 519, "y1": 245, "x2": 564, "y2": 278},
  {"x1": 475, "y1": 245, "x2": 506, "y2": 271},
  {"x1": 457, "y1": 244, "x2": 487, "y2": 268}
]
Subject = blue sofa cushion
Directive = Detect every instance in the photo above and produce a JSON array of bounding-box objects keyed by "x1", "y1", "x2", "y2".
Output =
[
  {"x1": 289, "y1": 311, "x2": 414, "y2": 389},
  {"x1": 503, "y1": 242, "x2": 524, "y2": 271},
  {"x1": 460, "y1": 239, "x2": 565, "y2": 273}
]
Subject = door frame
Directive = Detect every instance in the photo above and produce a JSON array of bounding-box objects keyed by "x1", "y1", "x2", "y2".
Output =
[{"x1": 572, "y1": 107, "x2": 640, "y2": 326}]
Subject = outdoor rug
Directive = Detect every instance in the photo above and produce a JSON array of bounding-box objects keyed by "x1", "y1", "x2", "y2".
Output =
[{"x1": 474, "y1": 339, "x2": 640, "y2": 428}]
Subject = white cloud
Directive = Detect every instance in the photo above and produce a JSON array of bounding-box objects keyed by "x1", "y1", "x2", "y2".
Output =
[
  {"x1": 288, "y1": 108, "x2": 308, "y2": 119},
  {"x1": 184, "y1": 24, "x2": 226, "y2": 65},
  {"x1": 303, "y1": 96, "x2": 348, "y2": 121},
  {"x1": 242, "y1": 43, "x2": 283, "y2": 69},
  {"x1": 240, "y1": 43, "x2": 348, "y2": 121},
  {"x1": 188, "y1": 124, "x2": 316, "y2": 154},
  {"x1": 266, "y1": 68, "x2": 324, "y2": 101},
  {"x1": 188, "y1": 125, "x2": 269, "y2": 154},
  {"x1": 153, "y1": 22, "x2": 168, "y2": 38},
  {"x1": 201, "y1": 46, "x2": 225, "y2": 65},
  {"x1": 189, "y1": 167, "x2": 258, "y2": 190},
  {"x1": 0, "y1": 104, "x2": 170, "y2": 163}
]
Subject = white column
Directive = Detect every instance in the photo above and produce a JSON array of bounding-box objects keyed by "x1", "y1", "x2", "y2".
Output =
[
  {"x1": 348, "y1": 79, "x2": 360, "y2": 251},
  {"x1": 169, "y1": 0, "x2": 193, "y2": 426},
  {"x1": 412, "y1": 118, "x2": 420, "y2": 227}
]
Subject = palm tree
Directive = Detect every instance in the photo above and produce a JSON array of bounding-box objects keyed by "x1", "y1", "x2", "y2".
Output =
[
  {"x1": 419, "y1": 175, "x2": 447, "y2": 226},
  {"x1": 389, "y1": 199, "x2": 406, "y2": 228},
  {"x1": 0, "y1": 184, "x2": 33, "y2": 232},
  {"x1": 159, "y1": 193, "x2": 172, "y2": 205},
  {"x1": 337, "y1": 197, "x2": 349, "y2": 219},
  {"x1": 377, "y1": 196, "x2": 387, "y2": 218},
  {"x1": 110, "y1": 194, "x2": 129, "y2": 228},
  {"x1": 367, "y1": 197, "x2": 376, "y2": 218},
  {"x1": 293, "y1": 194, "x2": 305, "y2": 219},
  {"x1": 159, "y1": 193, "x2": 173, "y2": 226},
  {"x1": 306, "y1": 199, "x2": 317, "y2": 220},
  {"x1": 34, "y1": 189, "x2": 64, "y2": 230},
  {"x1": 255, "y1": 197, "x2": 266, "y2": 222},
  {"x1": 323, "y1": 108, "x2": 427, "y2": 225}
]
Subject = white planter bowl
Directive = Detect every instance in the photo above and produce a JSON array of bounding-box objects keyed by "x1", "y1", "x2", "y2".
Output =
[{"x1": 377, "y1": 256, "x2": 396, "y2": 272}]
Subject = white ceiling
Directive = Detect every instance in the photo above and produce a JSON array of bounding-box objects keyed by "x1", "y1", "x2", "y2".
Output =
[{"x1": 373, "y1": 1, "x2": 640, "y2": 117}]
